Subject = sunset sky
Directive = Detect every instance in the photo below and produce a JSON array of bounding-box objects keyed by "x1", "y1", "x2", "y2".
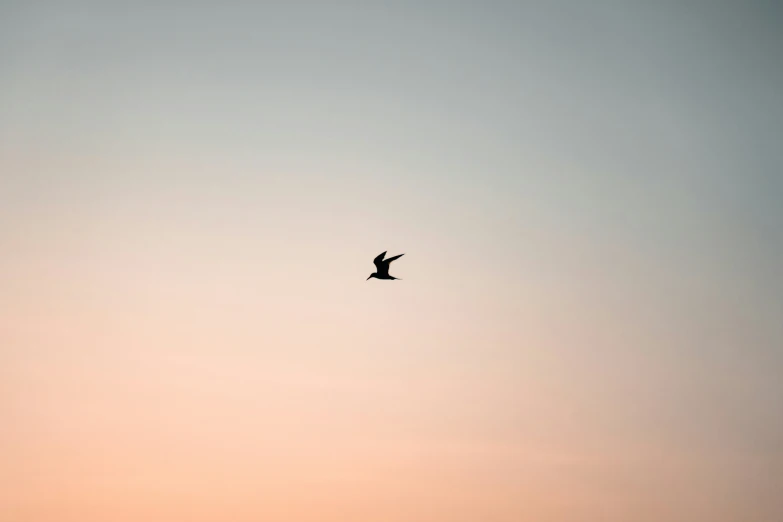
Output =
[{"x1": 1, "y1": 2, "x2": 782, "y2": 521}]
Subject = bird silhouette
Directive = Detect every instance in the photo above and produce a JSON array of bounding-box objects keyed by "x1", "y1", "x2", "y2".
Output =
[{"x1": 367, "y1": 251, "x2": 404, "y2": 280}]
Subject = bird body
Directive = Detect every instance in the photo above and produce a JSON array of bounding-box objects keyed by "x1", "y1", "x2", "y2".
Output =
[{"x1": 367, "y1": 251, "x2": 404, "y2": 280}]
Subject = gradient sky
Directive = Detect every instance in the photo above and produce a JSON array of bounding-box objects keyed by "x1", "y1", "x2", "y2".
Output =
[{"x1": 1, "y1": 2, "x2": 782, "y2": 521}]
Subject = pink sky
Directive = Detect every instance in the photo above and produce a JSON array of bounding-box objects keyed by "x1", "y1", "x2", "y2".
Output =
[{"x1": 2, "y1": 3, "x2": 781, "y2": 521}]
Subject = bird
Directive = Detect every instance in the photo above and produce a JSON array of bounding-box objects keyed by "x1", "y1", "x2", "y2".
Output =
[{"x1": 367, "y1": 251, "x2": 404, "y2": 280}]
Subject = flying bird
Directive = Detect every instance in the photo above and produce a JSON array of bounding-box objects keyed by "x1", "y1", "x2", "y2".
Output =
[{"x1": 367, "y1": 251, "x2": 404, "y2": 280}]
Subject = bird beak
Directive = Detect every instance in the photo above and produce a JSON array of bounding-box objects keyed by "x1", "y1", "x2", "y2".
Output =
[{"x1": 366, "y1": 275, "x2": 372, "y2": 280}]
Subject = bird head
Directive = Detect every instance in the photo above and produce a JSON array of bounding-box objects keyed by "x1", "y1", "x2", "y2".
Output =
[{"x1": 367, "y1": 273, "x2": 377, "y2": 280}]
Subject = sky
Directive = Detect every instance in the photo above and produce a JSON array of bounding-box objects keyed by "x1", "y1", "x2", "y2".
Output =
[{"x1": 1, "y1": 1, "x2": 782, "y2": 521}]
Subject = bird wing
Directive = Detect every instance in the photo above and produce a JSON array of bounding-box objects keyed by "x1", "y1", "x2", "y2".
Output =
[
  {"x1": 385, "y1": 253, "x2": 404, "y2": 264},
  {"x1": 373, "y1": 251, "x2": 387, "y2": 269}
]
